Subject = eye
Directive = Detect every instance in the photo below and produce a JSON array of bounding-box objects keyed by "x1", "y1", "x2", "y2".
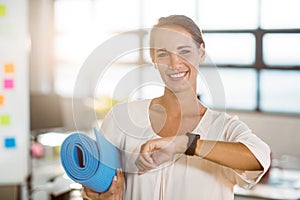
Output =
[
  {"x1": 179, "y1": 49, "x2": 191, "y2": 55},
  {"x1": 157, "y1": 51, "x2": 169, "y2": 58}
]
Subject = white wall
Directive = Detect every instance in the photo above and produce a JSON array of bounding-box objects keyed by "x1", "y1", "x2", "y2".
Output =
[
  {"x1": 29, "y1": 0, "x2": 54, "y2": 93},
  {"x1": 229, "y1": 111, "x2": 300, "y2": 159}
]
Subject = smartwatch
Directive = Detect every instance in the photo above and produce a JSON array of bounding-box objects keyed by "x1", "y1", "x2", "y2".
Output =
[{"x1": 184, "y1": 132, "x2": 200, "y2": 156}]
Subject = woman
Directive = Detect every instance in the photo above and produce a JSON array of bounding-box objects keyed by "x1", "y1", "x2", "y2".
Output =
[{"x1": 84, "y1": 15, "x2": 270, "y2": 200}]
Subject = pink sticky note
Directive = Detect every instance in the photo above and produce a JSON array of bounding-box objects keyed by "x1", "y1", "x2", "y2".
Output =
[{"x1": 3, "y1": 79, "x2": 14, "y2": 89}]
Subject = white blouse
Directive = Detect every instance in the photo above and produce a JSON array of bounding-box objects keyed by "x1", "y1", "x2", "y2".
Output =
[{"x1": 100, "y1": 99, "x2": 271, "y2": 200}]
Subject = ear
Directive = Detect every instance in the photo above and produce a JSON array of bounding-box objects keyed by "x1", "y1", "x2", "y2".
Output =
[{"x1": 198, "y1": 43, "x2": 206, "y2": 63}]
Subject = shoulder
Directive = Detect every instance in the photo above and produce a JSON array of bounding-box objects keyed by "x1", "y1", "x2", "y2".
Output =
[
  {"x1": 206, "y1": 108, "x2": 240, "y2": 125},
  {"x1": 111, "y1": 99, "x2": 151, "y2": 111},
  {"x1": 206, "y1": 109, "x2": 251, "y2": 138},
  {"x1": 103, "y1": 99, "x2": 152, "y2": 128}
]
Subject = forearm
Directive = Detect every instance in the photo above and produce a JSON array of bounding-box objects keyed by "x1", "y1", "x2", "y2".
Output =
[
  {"x1": 194, "y1": 140, "x2": 263, "y2": 171},
  {"x1": 136, "y1": 135, "x2": 264, "y2": 173}
]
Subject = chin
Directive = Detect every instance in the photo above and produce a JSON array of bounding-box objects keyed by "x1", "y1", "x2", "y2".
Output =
[{"x1": 166, "y1": 83, "x2": 190, "y2": 94}]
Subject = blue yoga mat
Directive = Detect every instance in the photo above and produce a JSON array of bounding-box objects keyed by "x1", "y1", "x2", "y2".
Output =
[{"x1": 60, "y1": 128, "x2": 121, "y2": 193}]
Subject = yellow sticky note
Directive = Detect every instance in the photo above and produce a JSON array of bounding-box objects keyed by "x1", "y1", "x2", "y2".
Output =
[
  {"x1": 0, "y1": 5, "x2": 6, "y2": 17},
  {"x1": 4, "y1": 63, "x2": 14, "y2": 73},
  {"x1": 0, "y1": 95, "x2": 4, "y2": 106},
  {"x1": 0, "y1": 115, "x2": 10, "y2": 125}
]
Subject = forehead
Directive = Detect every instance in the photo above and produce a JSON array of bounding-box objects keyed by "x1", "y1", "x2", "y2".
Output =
[{"x1": 151, "y1": 26, "x2": 197, "y2": 52}]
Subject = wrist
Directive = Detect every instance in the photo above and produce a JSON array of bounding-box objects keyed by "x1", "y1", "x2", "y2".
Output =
[
  {"x1": 194, "y1": 139, "x2": 203, "y2": 157},
  {"x1": 174, "y1": 135, "x2": 189, "y2": 154}
]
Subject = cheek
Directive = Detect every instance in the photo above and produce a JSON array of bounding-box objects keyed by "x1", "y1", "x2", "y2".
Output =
[
  {"x1": 182, "y1": 55, "x2": 200, "y2": 69},
  {"x1": 156, "y1": 62, "x2": 168, "y2": 70},
  {"x1": 155, "y1": 63, "x2": 168, "y2": 77}
]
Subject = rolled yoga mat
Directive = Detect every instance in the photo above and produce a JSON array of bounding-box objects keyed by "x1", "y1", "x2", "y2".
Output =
[{"x1": 60, "y1": 128, "x2": 121, "y2": 192}]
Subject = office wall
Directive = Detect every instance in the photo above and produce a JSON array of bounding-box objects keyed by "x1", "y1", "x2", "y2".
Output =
[
  {"x1": 0, "y1": 0, "x2": 30, "y2": 184},
  {"x1": 229, "y1": 111, "x2": 300, "y2": 159},
  {"x1": 29, "y1": 0, "x2": 54, "y2": 93}
]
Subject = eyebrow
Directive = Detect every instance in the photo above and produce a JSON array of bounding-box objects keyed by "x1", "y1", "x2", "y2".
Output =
[
  {"x1": 155, "y1": 46, "x2": 192, "y2": 52},
  {"x1": 155, "y1": 48, "x2": 167, "y2": 52},
  {"x1": 177, "y1": 46, "x2": 192, "y2": 50}
]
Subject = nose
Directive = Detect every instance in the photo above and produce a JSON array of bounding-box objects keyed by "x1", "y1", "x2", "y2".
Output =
[{"x1": 169, "y1": 53, "x2": 182, "y2": 70}]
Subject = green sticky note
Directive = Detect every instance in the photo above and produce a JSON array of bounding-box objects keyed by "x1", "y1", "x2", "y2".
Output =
[
  {"x1": 0, "y1": 5, "x2": 6, "y2": 17},
  {"x1": 0, "y1": 115, "x2": 10, "y2": 125}
]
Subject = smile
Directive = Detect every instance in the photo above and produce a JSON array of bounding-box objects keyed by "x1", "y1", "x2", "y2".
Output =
[{"x1": 168, "y1": 71, "x2": 188, "y2": 79}]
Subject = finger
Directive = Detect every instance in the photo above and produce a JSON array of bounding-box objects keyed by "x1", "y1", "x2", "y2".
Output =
[
  {"x1": 85, "y1": 188, "x2": 101, "y2": 200},
  {"x1": 135, "y1": 160, "x2": 149, "y2": 175},
  {"x1": 98, "y1": 176, "x2": 119, "y2": 199},
  {"x1": 151, "y1": 151, "x2": 166, "y2": 165},
  {"x1": 116, "y1": 168, "x2": 124, "y2": 189},
  {"x1": 135, "y1": 159, "x2": 148, "y2": 172},
  {"x1": 115, "y1": 193, "x2": 122, "y2": 200},
  {"x1": 81, "y1": 187, "x2": 90, "y2": 200},
  {"x1": 141, "y1": 151, "x2": 156, "y2": 166},
  {"x1": 135, "y1": 156, "x2": 155, "y2": 173},
  {"x1": 109, "y1": 175, "x2": 118, "y2": 193},
  {"x1": 138, "y1": 170, "x2": 148, "y2": 175},
  {"x1": 139, "y1": 153, "x2": 156, "y2": 169},
  {"x1": 140, "y1": 141, "x2": 156, "y2": 154}
]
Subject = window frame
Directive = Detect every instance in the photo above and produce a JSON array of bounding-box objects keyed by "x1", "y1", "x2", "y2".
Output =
[{"x1": 202, "y1": 28, "x2": 300, "y2": 115}]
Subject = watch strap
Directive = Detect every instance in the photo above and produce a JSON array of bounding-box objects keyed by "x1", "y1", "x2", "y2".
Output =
[{"x1": 184, "y1": 132, "x2": 200, "y2": 156}]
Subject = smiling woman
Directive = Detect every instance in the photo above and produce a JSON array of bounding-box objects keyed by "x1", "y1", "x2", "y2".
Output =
[{"x1": 83, "y1": 15, "x2": 271, "y2": 200}]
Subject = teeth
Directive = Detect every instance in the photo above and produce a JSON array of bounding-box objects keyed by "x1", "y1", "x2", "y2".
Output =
[{"x1": 169, "y1": 72, "x2": 186, "y2": 78}]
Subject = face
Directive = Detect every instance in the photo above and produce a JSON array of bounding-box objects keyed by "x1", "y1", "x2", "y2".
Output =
[{"x1": 151, "y1": 26, "x2": 205, "y2": 93}]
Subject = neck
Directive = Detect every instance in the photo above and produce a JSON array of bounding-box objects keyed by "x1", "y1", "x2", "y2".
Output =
[{"x1": 158, "y1": 87, "x2": 203, "y2": 116}]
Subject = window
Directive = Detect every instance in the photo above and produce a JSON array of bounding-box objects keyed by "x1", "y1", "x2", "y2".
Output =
[
  {"x1": 53, "y1": 0, "x2": 300, "y2": 115},
  {"x1": 142, "y1": 0, "x2": 196, "y2": 28},
  {"x1": 261, "y1": 0, "x2": 300, "y2": 29},
  {"x1": 204, "y1": 33, "x2": 255, "y2": 65},
  {"x1": 218, "y1": 68, "x2": 257, "y2": 110},
  {"x1": 198, "y1": 0, "x2": 300, "y2": 114},
  {"x1": 260, "y1": 70, "x2": 300, "y2": 114},
  {"x1": 198, "y1": 0, "x2": 259, "y2": 30},
  {"x1": 263, "y1": 34, "x2": 300, "y2": 66}
]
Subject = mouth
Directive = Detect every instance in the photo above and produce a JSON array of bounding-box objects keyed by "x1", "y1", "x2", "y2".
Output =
[{"x1": 167, "y1": 71, "x2": 188, "y2": 80}]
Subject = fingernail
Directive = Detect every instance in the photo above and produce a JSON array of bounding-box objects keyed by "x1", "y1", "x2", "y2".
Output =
[
  {"x1": 114, "y1": 176, "x2": 117, "y2": 181},
  {"x1": 138, "y1": 171, "x2": 144, "y2": 175}
]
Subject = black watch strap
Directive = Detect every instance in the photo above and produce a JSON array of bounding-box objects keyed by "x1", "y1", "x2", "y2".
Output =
[{"x1": 184, "y1": 132, "x2": 200, "y2": 156}]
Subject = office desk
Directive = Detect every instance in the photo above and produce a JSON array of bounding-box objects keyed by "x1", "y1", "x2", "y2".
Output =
[{"x1": 234, "y1": 168, "x2": 300, "y2": 200}]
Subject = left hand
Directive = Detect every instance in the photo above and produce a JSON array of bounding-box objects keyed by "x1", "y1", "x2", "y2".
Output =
[
  {"x1": 82, "y1": 169, "x2": 124, "y2": 200},
  {"x1": 135, "y1": 135, "x2": 188, "y2": 174}
]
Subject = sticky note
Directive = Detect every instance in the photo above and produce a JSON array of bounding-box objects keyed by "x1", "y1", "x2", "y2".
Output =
[
  {"x1": 0, "y1": 115, "x2": 10, "y2": 125},
  {"x1": 4, "y1": 63, "x2": 14, "y2": 73},
  {"x1": 3, "y1": 79, "x2": 14, "y2": 89},
  {"x1": 0, "y1": 95, "x2": 4, "y2": 106},
  {"x1": 0, "y1": 5, "x2": 6, "y2": 17},
  {"x1": 4, "y1": 138, "x2": 16, "y2": 148}
]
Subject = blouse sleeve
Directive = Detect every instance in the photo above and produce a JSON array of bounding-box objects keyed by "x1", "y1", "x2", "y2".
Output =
[
  {"x1": 100, "y1": 105, "x2": 125, "y2": 150},
  {"x1": 225, "y1": 116, "x2": 271, "y2": 189}
]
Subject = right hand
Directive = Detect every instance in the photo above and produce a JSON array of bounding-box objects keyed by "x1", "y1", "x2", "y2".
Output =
[
  {"x1": 82, "y1": 168, "x2": 124, "y2": 200},
  {"x1": 135, "y1": 135, "x2": 188, "y2": 174}
]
